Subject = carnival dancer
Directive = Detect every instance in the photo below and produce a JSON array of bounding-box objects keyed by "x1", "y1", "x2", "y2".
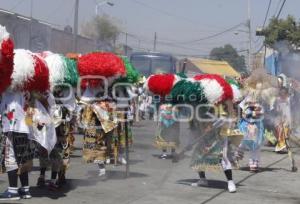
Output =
[
  {"x1": 188, "y1": 75, "x2": 242, "y2": 193},
  {"x1": 0, "y1": 25, "x2": 14, "y2": 177},
  {"x1": 144, "y1": 74, "x2": 181, "y2": 161},
  {"x1": 275, "y1": 76, "x2": 299, "y2": 172},
  {"x1": 55, "y1": 88, "x2": 77, "y2": 186},
  {"x1": 0, "y1": 26, "x2": 51, "y2": 200},
  {"x1": 36, "y1": 53, "x2": 79, "y2": 187},
  {"x1": 109, "y1": 57, "x2": 140, "y2": 165},
  {"x1": 0, "y1": 90, "x2": 35, "y2": 200},
  {"x1": 79, "y1": 85, "x2": 118, "y2": 176},
  {"x1": 111, "y1": 84, "x2": 137, "y2": 165},
  {"x1": 274, "y1": 87, "x2": 292, "y2": 153},
  {"x1": 77, "y1": 52, "x2": 125, "y2": 176},
  {"x1": 35, "y1": 91, "x2": 68, "y2": 190},
  {"x1": 156, "y1": 104, "x2": 180, "y2": 160},
  {"x1": 238, "y1": 82, "x2": 265, "y2": 172},
  {"x1": 189, "y1": 104, "x2": 238, "y2": 193}
]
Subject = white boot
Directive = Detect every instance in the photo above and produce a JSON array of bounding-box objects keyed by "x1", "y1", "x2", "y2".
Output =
[
  {"x1": 98, "y1": 168, "x2": 106, "y2": 177},
  {"x1": 228, "y1": 180, "x2": 236, "y2": 193},
  {"x1": 118, "y1": 157, "x2": 127, "y2": 165},
  {"x1": 191, "y1": 178, "x2": 208, "y2": 187}
]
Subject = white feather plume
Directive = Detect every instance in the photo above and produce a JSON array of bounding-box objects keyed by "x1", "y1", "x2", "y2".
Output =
[
  {"x1": 44, "y1": 54, "x2": 65, "y2": 90},
  {"x1": 198, "y1": 79, "x2": 224, "y2": 104},
  {"x1": 172, "y1": 75, "x2": 180, "y2": 87},
  {"x1": 11, "y1": 49, "x2": 35, "y2": 90},
  {"x1": 231, "y1": 84, "x2": 242, "y2": 102},
  {"x1": 143, "y1": 75, "x2": 152, "y2": 94},
  {"x1": 0, "y1": 25, "x2": 9, "y2": 46}
]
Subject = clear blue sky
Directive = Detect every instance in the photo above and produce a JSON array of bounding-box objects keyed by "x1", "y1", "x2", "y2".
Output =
[{"x1": 1, "y1": 0, "x2": 299, "y2": 56}]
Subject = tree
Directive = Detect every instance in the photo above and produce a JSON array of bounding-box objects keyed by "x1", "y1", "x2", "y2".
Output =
[
  {"x1": 81, "y1": 15, "x2": 121, "y2": 44},
  {"x1": 263, "y1": 15, "x2": 300, "y2": 48},
  {"x1": 209, "y1": 44, "x2": 246, "y2": 72}
]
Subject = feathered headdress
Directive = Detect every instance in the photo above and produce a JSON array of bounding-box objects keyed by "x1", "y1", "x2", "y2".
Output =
[
  {"x1": 194, "y1": 74, "x2": 233, "y2": 104},
  {"x1": 170, "y1": 78, "x2": 207, "y2": 104},
  {"x1": 116, "y1": 57, "x2": 140, "y2": 84},
  {"x1": 227, "y1": 78, "x2": 242, "y2": 103},
  {"x1": 0, "y1": 25, "x2": 14, "y2": 94},
  {"x1": 144, "y1": 73, "x2": 180, "y2": 97},
  {"x1": 77, "y1": 52, "x2": 126, "y2": 88},
  {"x1": 145, "y1": 73, "x2": 239, "y2": 105},
  {"x1": 44, "y1": 53, "x2": 79, "y2": 89},
  {"x1": 44, "y1": 53, "x2": 65, "y2": 89},
  {"x1": 11, "y1": 49, "x2": 49, "y2": 92}
]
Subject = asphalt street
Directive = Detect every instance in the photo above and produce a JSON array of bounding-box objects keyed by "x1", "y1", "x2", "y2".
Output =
[{"x1": 0, "y1": 120, "x2": 300, "y2": 204}]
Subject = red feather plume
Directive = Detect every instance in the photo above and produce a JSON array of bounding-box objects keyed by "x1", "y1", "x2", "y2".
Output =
[
  {"x1": 147, "y1": 74, "x2": 176, "y2": 97},
  {"x1": 78, "y1": 52, "x2": 126, "y2": 88},
  {"x1": 0, "y1": 39, "x2": 14, "y2": 94},
  {"x1": 24, "y1": 55, "x2": 49, "y2": 92}
]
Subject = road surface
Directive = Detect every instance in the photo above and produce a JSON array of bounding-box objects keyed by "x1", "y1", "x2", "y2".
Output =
[{"x1": 0, "y1": 120, "x2": 300, "y2": 204}]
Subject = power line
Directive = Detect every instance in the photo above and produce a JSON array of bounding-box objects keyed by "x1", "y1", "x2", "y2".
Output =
[
  {"x1": 254, "y1": 0, "x2": 274, "y2": 54},
  {"x1": 9, "y1": 0, "x2": 26, "y2": 11},
  {"x1": 263, "y1": 0, "x2": 272, "y2": 27},
  {"x1": 130, "y1": 0, "x2": 226, "y2": 32},
  {"x1": 120, "y1": 31, "x2": 236, "y2": 53},
  {"x1": 121, "y1": 32, "x2": 210, "y2": 52},
  {"x1": 120, "y1": 29, "x2": 251, "y2": 57},
  {"x1": 129, "y1": 0, "x2": 250, "y2": 47},
  {"x1": 253, "y1": 0, "x2": 272, "y2": 46},
  {"x1": 274, "y1": 0, "x2": 283, "y2": 16},
  {"x1": 276, "y1": 0, "x2": 287, "y2": 19},
  {"x1": 179, "y1": 22, "x2": 245, "y2": 44},
  {"x1": 157, "y1": 40, "x2": 211, "y2": 52},
  {"x1": 157, "y1": 36, "x2": 249, "y2": 46}
]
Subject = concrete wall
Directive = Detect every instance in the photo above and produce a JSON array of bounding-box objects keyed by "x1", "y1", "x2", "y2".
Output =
[{"x1": 0, "y1": 12, "x2": 112, "y2": 54}]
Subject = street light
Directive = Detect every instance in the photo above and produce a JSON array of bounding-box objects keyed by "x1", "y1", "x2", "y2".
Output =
[
  {"x1": 234, "y1": 30, "x2": 249, "y2": 35},
  {"x1": 95, "y1": 1, "x2": 114, "y2": 15}
]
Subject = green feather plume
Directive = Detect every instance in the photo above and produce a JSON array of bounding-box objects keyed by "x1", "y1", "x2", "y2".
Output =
[
  {"x1": 170, "y1": 79, "x2": 207, "y2": 104},
  {"x1": 117, "y1": 57, "x2": 140, "y2": 84},
  {"x1": 62, "y1": 56, "x2": 79, "y2": 87},
  {"x1": 226, "y1": 78, "x2": 240, "y2": 88}
]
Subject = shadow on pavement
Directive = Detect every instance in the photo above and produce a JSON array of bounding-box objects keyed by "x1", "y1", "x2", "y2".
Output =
[
  {"x1": 152, "y1": 154, "x2": 191, "y2": 160},
  {"x1": 129, "y1": 159, "x2": 144, "y2": 165},
  {"x1": 176, "y1": 179, "x2": 243, "y2": 190},
  {"x1": 238, "y1": 167, "x2": 281, "y2": 172},
  {"x1": 86, "y1": 170, "x2": 148, "y2": 180},
  {"x1": 30, "y1": 178, "x2": 100, "y2": 199},
  {"x1": 0, "y1": 203, "x2": 23, "y2": 204}
]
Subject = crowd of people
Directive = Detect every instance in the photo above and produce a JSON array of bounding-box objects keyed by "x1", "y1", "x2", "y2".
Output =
[
  {"x1": 147, "y1": 69, "x2": 299, "y2": 193},
  {"x1": 0, "y1": 25, "x2": 137, "y2": 201},
  {"x1": 0, "y1": 24, "x2": 299, "y2": 201}
]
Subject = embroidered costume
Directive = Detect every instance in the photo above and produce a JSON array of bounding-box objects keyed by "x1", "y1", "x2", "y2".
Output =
[{"x1": 154, "y1": 104, "x2": 180, "y2": 159}]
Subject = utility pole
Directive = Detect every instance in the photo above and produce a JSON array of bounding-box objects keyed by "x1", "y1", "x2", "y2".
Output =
[
  {"x1": 29, "y1": 0, "x2": 33, "y2": 50},
  {"x1": 247, "y1": 0, "x2": 252, "y2": 71},
  {"x1": 153, "y1": 32, "x2": 157, "y2": 51},
  {"x1": 73, "y1": 0, "x2": 79, "y2": 52},
  {"x1": 30, "y1": 0, "x2": 33, "y2": 17}
]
